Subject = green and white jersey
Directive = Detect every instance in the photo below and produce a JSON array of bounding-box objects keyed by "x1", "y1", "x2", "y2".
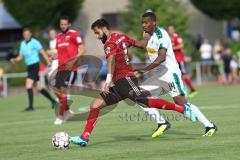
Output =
[{"x1": 146, "y1": 27, "x2": 181, "y2": 74}]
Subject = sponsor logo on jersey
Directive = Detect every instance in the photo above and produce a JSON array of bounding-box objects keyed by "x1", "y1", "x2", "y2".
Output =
[
  {"x1": 65, "y1": 36, "x2": 70, "y2": 41},
  {"x1": 58, "y1": 43, "x2": 69, "y2": 47},
  {"x1": 146, "y1": 48, "x2": 157, "y2": 54}
]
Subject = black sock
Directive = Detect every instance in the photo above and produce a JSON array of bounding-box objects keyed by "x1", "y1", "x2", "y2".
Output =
[
  {"x1": 27, "y1": 88, "x2": 33, "y2": 108},
  {"x1": 40, "y1": 88, "x2": 56, "y2": 104}
]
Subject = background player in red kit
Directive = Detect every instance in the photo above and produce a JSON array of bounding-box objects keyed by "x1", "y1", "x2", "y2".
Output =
[
  {"x1": 53, "y1": 16, "x2": 85, "y2": 125},
  {"x1": 168, "y1": 25, "x2": 198, "y2": 97},
  {"x1": 70, "y1": 19, "x2": 197, "y2": 147}
]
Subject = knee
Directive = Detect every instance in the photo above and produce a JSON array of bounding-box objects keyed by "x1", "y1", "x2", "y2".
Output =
[
  {"x1": 25, "y1": 82, "x2": 33, "y2": 89},
  {"x1": 135, "y1": 97, "x2": 148, "y2": 106},
  {"x1": 90, "y1": 103, "x2": 101, "y2": 110},
  {"x1": 36, "y1": 85, "x2": 43, "y2": 92}
]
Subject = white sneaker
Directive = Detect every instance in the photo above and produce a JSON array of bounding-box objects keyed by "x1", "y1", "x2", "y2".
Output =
[
  {"x1": 54, "y1": 116, "x2": 64, "y2": 125},
  {"x1": 63, "y1": 110, "x2": 75, "y2": 121}
]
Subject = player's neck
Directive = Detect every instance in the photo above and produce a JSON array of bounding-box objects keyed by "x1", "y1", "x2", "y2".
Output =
[
  {"x1": 106, "y1": 31, "x2": 111, "y2": 39},
  {"x1": 62, "y1": 28, "x2": 69, "y2": 34},
  {"x1": 150, "y1": 27, "x2": 157, "y2": 35}
]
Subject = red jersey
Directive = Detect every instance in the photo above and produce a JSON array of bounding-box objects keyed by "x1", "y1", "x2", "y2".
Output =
[
  {"x1": 56, "y1": 29, "x2": 83, "y2": 65},
  {"x1": 104, "y1": 33, "x2": 136, "y2": 82},
  {"x1": 170, "y1": 33, "x2": 185, "y2": 62}
]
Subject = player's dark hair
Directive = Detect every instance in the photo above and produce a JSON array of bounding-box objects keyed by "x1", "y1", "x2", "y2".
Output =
[
  {"x1": 142, "y1": 12, "x2": 156, "y2": 21},
  {"x1": 60, "y1": 16, "x2": 71, "y2": 23},
  {"x1": 91, "y1": 19, "x2": 110, "y2": 30},
  {"x1": 23, "y1": 27, "x2": 32, "y2": 33}
]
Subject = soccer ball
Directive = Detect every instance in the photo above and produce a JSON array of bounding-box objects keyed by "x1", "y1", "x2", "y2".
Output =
[{"x1": 52, "y1": 132, "x2": 70, "y2": 149}]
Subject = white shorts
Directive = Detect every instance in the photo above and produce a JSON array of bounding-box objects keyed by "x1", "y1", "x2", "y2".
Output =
[
  {"x1": 140, "y1": 70, "x2": 185, "y2": 98},
  {"x1": 230, "y1": 60, "x2": 238, "y2": 70},
  {"x1": 48, "y1": 59, "x2": 58, "y2": 77}
]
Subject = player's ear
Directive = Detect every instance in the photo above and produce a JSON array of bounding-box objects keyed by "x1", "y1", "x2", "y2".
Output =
[{"x1": 102, "y1": 27, "x2": 108, "y2": 32}]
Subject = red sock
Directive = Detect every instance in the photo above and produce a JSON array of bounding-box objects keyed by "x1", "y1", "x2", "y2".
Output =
[
  {"x1": 182, "y1": 77, "x2": 195, "y2": 91},
  {"x1": 59, "y1": 99, "x2": 65, "y2": 116},
  {"x1": 61, "y1": 96, "x2": 69, "y2": 111},
  {"x1": 148, "y1": 98, "x2": 184, "y2": 113},
  {"x1": 59, "y1": 96, "x2": 69, "y2": 116},
  {"x1": 81, "y1": 107, "x2": 100, "y2": 140}
]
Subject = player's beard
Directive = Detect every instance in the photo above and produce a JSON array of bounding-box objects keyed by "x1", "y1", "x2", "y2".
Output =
[
  {"x1": 101, "y1": 32, "x2": 108, "y2": 44},
  {"x1": 61, "y1": 28, "x2": 69, "y2": 34}
]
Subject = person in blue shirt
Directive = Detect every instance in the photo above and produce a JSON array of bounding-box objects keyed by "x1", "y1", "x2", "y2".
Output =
[{"x1": 10, "y1": 28, "x2": 57, "y2": 111}]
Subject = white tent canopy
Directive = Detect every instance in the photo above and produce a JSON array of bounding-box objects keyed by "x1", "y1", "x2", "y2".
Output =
[{"x1": 0, "y1": 3, "x2": 21, "y2": 30}]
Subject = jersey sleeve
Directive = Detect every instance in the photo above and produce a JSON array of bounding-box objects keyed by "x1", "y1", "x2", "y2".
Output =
[
  {"x1": 123, "y1": 35, "x2": 136, "y2": 47},
  {"x1": 34, "y1": 40, "x2": 43, "y2": 51},
  {"x1": 158, "y1": 35, "x2": 169, "y2": 52},
  {"x1": 104, "y1": 42, "x2": 117, "y2": 58},
  {"x1": 19, "y1": 42, "x2": 24, "y2": 55},
  {"x1": 72, "y1": 32, "x2": 83, "y2": 46}
]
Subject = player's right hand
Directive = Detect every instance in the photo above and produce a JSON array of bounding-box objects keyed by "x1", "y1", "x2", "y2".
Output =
[{"x1": 10, "y1": 58, "x2": 15, "y2": 64}]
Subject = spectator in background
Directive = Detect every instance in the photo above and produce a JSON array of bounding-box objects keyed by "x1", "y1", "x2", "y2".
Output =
[
  {"x1": 10, "y1": 28, "x2": 57, "y2": 111},
  {"x1": 213, "y1": 40, "x2": 223, "y2": 56},
  {"x1": 222, "y1": 49, "x2": 233, "y2": 84},
  {"x1": 214, "y1": 50, "x2": 226, "y2": 84},
  {"x1": 200, "y1": 39, "x2": 213, "y2": 78},
  {"x1": 0, "y1": 67, "x2": 3, "y2": 94},
  {"x1": 230, "y1": 55, "x2": 239, "y2": 84},
  {"x1": 47, "y1": 28, "x2": 58, "y2": 77}
]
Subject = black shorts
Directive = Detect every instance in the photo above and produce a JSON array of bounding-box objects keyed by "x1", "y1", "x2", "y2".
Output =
[
  {"x1": 55, "y1": 70, "x2": 77, "y2": 89},
  {"x1": 178, "y1": 61, "x2": 187, "y2": 75},
  {"x1": 27, "y1": 63, "x2": 39, "y2": 82},
  {"x1": 100, "y1": 76, "x2": 150, "y2": 105}
]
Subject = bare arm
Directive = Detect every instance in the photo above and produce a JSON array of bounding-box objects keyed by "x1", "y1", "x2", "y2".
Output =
[
  {"x1": 39, "y1": 49, "x2": 51, "y2": 66},
  {"x1": 77, "y1": 44, "x2": 85, "y2": 56},
  {"x1": 173, "y1": 42, "x2": 184, "y2": 50},
  {"x1": 103, "y1": 55, "x2": 115, "y2": 93},
  {"x1": 143, "y1": 48, "x2": 166, "y2": 72},
  {"x1": 134, "y1": 32, "x2": 151, "y2": 48},
  {"x1": 10, "y1": 54, "x2": 23, "y2": 64}
]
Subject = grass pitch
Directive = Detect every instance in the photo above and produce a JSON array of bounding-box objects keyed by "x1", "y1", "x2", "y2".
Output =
[{"x1": 0, "y1": 85, "x2": 240, "y2": 160}]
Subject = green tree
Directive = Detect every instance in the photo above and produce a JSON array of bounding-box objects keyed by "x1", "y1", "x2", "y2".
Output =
[
  {"x1": 2, "y1": 0, "x2": 84, "y2": 29},
  {"x1": 122, "y1": 0, "x2": 190, "y2": 59},
  {"x1": 191, "y1": 0, "x2": 240, "y2": 20}
]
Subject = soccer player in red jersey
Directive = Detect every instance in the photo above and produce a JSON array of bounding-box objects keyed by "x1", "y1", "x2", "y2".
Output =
[
  {"x1": 70, "y1": 19, "x2": 197, "y2": 147},
  {"x1": 53, "y1": 16, "x2": 85, "y2": 125},
  {"x1": 168, "y1": 25, "x2": 198, "y2": 97}
]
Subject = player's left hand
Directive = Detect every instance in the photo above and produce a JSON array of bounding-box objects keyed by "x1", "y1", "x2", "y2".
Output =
[{"x1": 133, "y1": 69, "x2": 146, "y2": 78}]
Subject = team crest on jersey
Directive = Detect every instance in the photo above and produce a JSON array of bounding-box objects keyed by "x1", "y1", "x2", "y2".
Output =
[{"x1": 65, "y1": 36, "x2": 70, "y2": 41}]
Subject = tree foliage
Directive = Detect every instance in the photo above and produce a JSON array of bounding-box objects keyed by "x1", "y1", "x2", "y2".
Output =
[
  {"x1": 2, "y1": 0, "x2": 84, "y2": 29},
  {"x1": 191, "y1": 0, "x2": 240, "y2": 20}
]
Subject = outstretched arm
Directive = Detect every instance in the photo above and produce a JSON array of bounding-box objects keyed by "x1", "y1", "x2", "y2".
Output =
[
  {"x1": 10, "y1": 54, "x2": 23, "y2": 64},
  {"x1": 39, "y1": 49, "x2": 51, "y2": 67},
  {"x1": 133, "y1": 32, "x2": 151, "y2": 48},
  {"x1": 143, "y1": 48, "x2": 166, "y2": 72}
]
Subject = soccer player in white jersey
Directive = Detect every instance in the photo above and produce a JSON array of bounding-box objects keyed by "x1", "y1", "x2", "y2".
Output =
[
  {"x1": 135, "y1": 12, "x2": 217, "y2": 137},
  {"x1": 47, "y1": 28, "x2": 58, "y2": 77}
]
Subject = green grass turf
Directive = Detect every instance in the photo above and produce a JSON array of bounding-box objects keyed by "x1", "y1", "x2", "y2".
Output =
[{"x1": 0, "y1": 85, "x2": 240, "y2": 160}]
